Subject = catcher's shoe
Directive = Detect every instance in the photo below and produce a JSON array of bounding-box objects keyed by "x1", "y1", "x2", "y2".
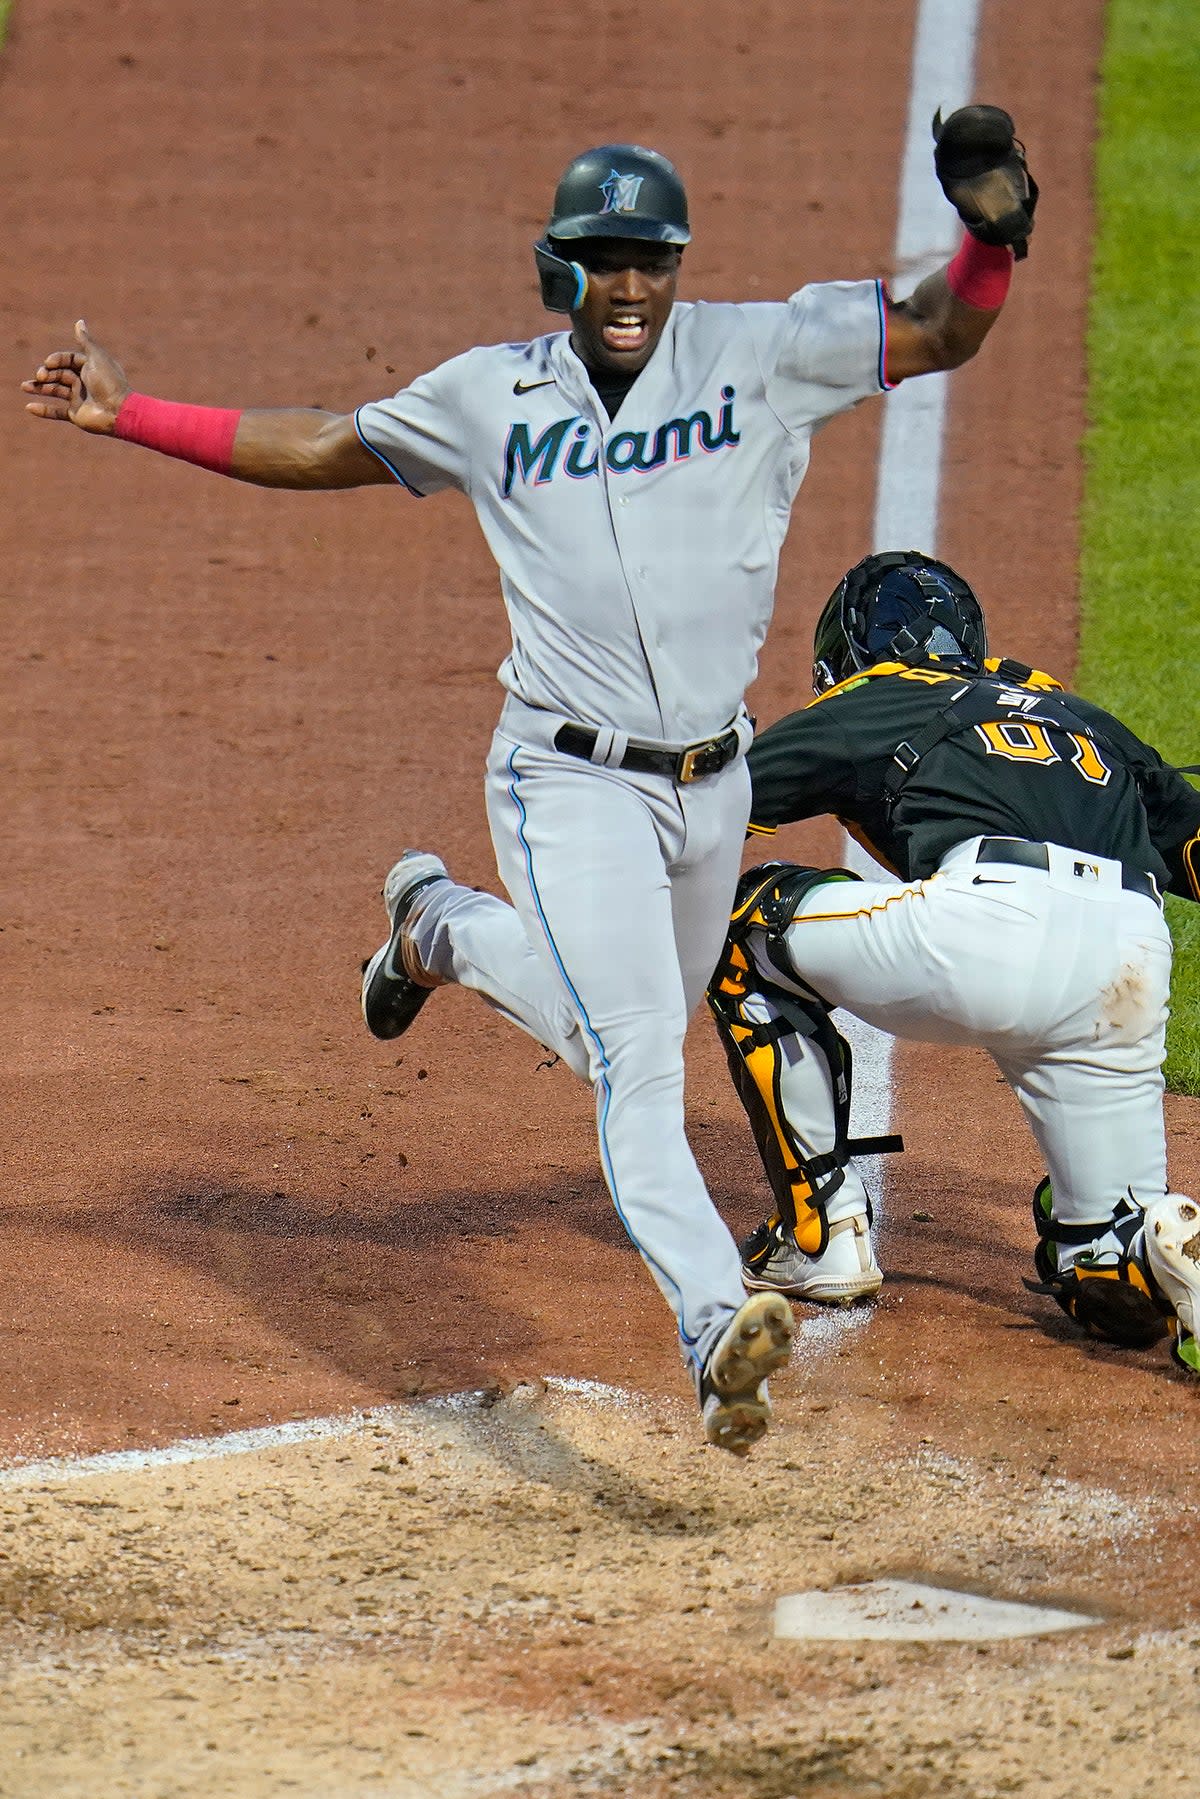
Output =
[
  {"x1": 741, "y1": 1212, "x2": 882, "y2": 1305},
  {"x1": 1027, "y1": 1178, "x2": 1168, "y2": 1350},
  {"x1": 700, "y1": 1291, "x2": 794, "y2": 1456},
  {"x1": 361, "y1": 851, "x2": 450, "y2": 1041},
  {"x1": 1141, "y1": 1194, "x2": 1200, "y2": 1375}
]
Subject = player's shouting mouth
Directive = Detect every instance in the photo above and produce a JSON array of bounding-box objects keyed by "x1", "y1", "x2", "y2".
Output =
[{"x1": 568, "y1": 238, "x2": 682, "y2": 372}]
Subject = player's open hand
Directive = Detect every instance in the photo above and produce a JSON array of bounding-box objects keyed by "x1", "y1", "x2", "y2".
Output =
[{"x1": 22, "y1": 321, "x2": 130, "y2": 433}]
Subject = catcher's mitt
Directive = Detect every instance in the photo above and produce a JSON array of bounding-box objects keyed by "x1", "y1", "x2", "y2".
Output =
[{"x1": 932, "y1": 104, "x2": 1038, "y2": 260}]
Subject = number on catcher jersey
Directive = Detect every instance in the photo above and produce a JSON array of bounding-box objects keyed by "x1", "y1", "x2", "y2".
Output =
[{"x1": 974, "y1": 720, "x2": 1113, "y2": 785}]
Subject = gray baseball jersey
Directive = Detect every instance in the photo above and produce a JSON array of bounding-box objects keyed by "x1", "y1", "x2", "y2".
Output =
[
  {"x1": 356, "y1": 277, "x2": 892, "y2": 1384},
  {"x1": 355, "y1": 280, "x2": 887, "y2": 743}
]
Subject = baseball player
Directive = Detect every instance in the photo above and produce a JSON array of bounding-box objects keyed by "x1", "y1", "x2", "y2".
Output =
[
  {"x1": 24, "y1": 117, "x2": 1037, "y2": 1452},
  {"x1": 707, "y1": 550, "x2": 1200, "y2": 1374}
]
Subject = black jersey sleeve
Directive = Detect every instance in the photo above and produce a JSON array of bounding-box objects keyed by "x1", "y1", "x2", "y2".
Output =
[
  {"x1": 1067, "y1": 694, "x2": 1200, "y2": 901},
  {"x1": 1135, "y1": 765, "x2": 1200, "y2": 900},
  {"x1": 747, "y1": 703, "x2": 859, "y2": 829}
]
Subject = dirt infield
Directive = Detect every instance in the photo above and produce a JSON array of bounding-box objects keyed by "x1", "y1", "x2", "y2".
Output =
[
  {"x1": 2, "y1": 0, "x2": 1197, "y2": 1792},
  {"x1": 1, "y1": 1382, "x2": 1198, "y2": 1799}
]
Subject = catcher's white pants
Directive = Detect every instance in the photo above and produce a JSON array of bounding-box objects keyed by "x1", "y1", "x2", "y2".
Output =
[
  {"x1": 406, "y1": 707, "x2": 754, "y2": 1378},
  {"x1": 748, "y1": 836, "x2": 1173, "y2": 1225}
]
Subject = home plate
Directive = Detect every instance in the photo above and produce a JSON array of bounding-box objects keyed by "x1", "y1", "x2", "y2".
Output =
[{"x1": 774, "y1": 1580, "x2": 1100, "y2": 1642}]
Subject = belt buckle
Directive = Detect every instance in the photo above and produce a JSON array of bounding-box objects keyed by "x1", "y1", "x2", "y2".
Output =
[{"x1": 677, "y1": 730, "x2": 735, "y2": 783}]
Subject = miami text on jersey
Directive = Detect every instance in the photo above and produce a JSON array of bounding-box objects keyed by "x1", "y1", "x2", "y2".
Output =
[{"x1": 502, "y1": 385, "x2": 740, "y2": 497}]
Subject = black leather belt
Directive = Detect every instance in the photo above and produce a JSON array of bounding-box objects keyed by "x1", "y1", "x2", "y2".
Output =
[
  {"x1": 976, "y1": 838, "x2": 1161, "y2": 903},
  {"x1": 554, "y1": 722, "x2": 741, "y2": 784}
]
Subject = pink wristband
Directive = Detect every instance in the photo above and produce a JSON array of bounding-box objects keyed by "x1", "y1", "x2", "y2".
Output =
[
  {"x1": 945, "y1": 235, "x2": 1013, "y2": 310},
  {"x1": 112, "y1": 392, "x2": 242, "y2": 474}
]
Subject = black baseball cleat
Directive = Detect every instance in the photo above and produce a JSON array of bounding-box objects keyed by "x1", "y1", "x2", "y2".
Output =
[
  {"x1": 360, "y1": 851, "x2": 450, "y2": 1040},
  {"x1": 700, "y1": 1290, "x2": 795, "y2": 1456}
]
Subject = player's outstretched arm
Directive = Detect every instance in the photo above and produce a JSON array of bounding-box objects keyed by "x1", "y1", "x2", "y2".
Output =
[
  {"x1": 882, "y1": 103, "x2": 1037, "y2": 385},
  {"x1": 22, "y1": 320, "x2": 392, "y2": 490},
  {"x1": 883, "y1": 256, "x2": 1011, "y2": 382}
]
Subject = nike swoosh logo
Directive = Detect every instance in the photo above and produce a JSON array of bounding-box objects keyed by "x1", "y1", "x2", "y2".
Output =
[
  {"x1": 972, "y1": 875, "x2": 1015, "y2": 885},
  {"x1": 513, "y1": 377, "x2": 556, "y2": 395}
]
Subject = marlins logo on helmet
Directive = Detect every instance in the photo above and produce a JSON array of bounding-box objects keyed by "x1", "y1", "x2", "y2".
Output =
[{"x1": 600, "y1": 170, "x2": 645, "y2": 214}]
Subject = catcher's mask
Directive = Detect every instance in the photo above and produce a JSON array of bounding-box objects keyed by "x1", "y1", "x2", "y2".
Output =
[
  {"x1": 812, "y1": 550, "x2": 988, "y2": 694},
  {"x1": 534, "y1": 143, "x2": 691, "y2": 313}
]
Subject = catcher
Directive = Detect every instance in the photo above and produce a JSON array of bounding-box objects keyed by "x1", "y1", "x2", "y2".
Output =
[{"x1": 708, "y1": 551, "x2": 1200, "y2": 1373}]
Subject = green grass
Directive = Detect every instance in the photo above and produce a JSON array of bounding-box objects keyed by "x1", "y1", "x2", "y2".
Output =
[{"x1": 1079, "y1": 0, "x2": 1200, "y2": 1092}]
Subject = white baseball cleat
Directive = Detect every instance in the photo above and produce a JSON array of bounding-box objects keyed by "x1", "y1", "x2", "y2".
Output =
[
  {"x1": 740, "y1": 1210, "x2": 882, "y2": 1304},
  {"x1": 1140, "y1": 1194, "x2": 1200, "y2": 1374},
  {"x1": 360, "y1": 851, "x2": 450, "y2": 1040},
  {"x1": 701, "y1": 1290, "x2": 795, "y2": 1456}
]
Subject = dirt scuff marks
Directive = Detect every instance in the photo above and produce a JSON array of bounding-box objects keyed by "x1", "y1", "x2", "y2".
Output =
[{"x1": 0, "y1": 1383, "x2": 1195, "y2": 1798}]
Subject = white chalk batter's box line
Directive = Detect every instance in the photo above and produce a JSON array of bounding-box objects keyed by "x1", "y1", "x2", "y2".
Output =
[
  {"x1": 0, "y1": 1377, "x2": 640, "y2": 1489},
  {"x1": 0, "y1": 1305, "x2": 872, "y2": 1488}
]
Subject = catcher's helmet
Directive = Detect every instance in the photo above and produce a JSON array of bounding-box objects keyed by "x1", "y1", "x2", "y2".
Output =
[
  {"x1": 534, "y1": 143, "x2": 690, "y2": 313},
  {"x1": 812, "y1": 550, "x2": 988, "y2": 694}
]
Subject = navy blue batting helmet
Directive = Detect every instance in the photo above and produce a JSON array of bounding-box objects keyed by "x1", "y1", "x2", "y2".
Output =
[{"x1": 534, "y1": 143, "x2": 690, "y2": 312}]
